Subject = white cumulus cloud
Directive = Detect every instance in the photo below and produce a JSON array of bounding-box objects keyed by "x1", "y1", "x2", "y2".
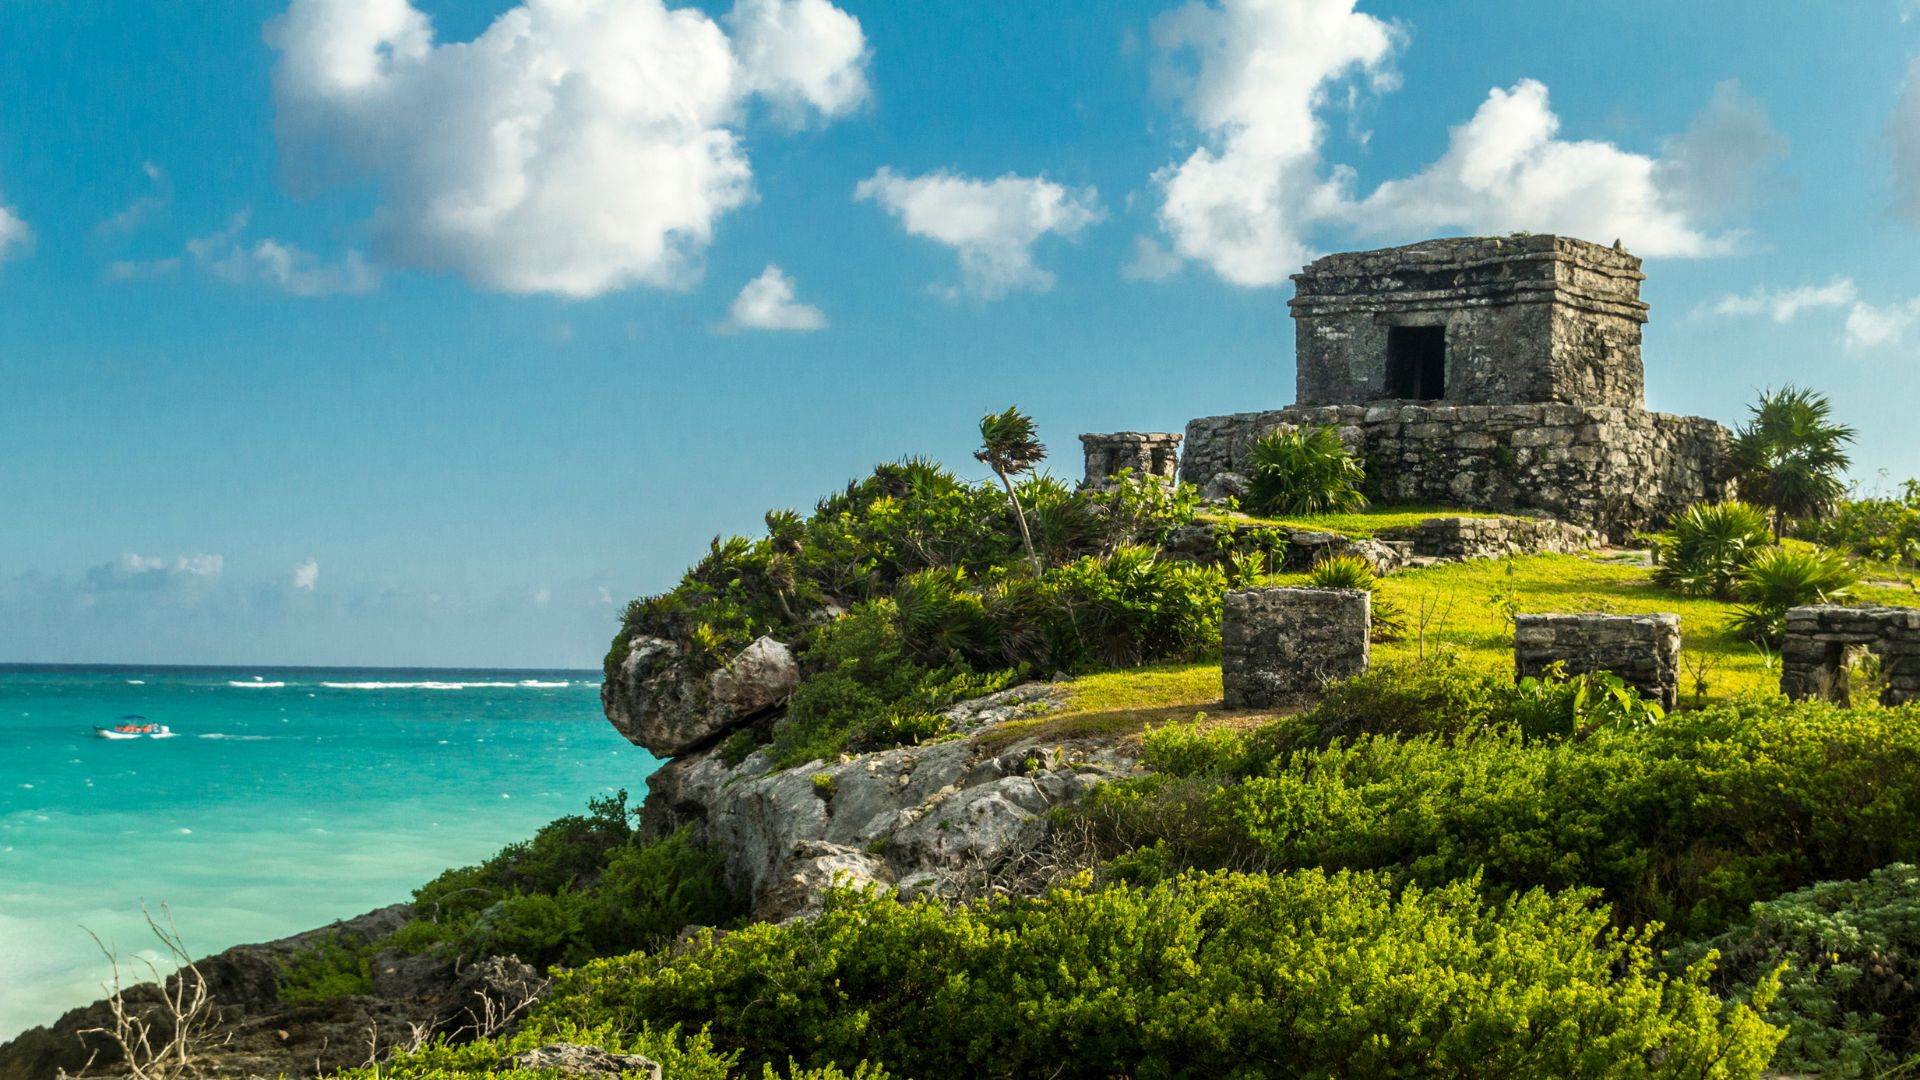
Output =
[
  {"x1": 266, "y1": 0, "x2": 869, "y2": 298},
  {"x1": 723, "y1": 264, "x2": 826, "y2": 331},
  {"x1": 1700, "y1": 278, "x2": 1858, "y2": 323},
  {"x1": 1845, "y1": 298, "x2": 1920, "y2": 350},
  {"x1": 109, "y1": 209, "x2": 377, "y2": 296},
  {"x1": 0, "y1": 204, "x2": 32, "y2": 264},
  {"x1": 1145, "y1": 0, "x2": 1400, "y2": 285},
  {"x1": 87, "y1": 553, "x2": 225, "y2": 591},
  {"x1": 1141, "y1": 0, "x2": 1776, "y2": 286},
  {"x1": 292, "y1": 558, "x2": 320, "y2": 591},
  {"x1": 854, "y1": 168, "x2": 1103, "y2": 299}
]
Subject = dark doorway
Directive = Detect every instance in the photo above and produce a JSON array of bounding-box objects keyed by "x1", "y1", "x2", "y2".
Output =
[{"x1": 1386, "y1": 326, "x2": 1446, "y2": 400}]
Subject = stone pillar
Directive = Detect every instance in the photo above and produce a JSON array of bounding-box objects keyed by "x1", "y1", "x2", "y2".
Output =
[
  {"x1": 1079, "y1": 432, "x2": 1183, "y2": 487},
  {"x1": 1514, "y1": 613, "x2": 1681, "y2": 711},
  {"x1": 1222, "y1": 587, "x2": 1371, "y2": 707},
  {"x1": 1781, "y1": 606, "x2": 1920, "y2": 706}
]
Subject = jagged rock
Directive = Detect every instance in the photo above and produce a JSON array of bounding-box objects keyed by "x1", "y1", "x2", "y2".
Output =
[
  {"x1": 643, "y1": 682, "x2": 1136, "y2": 916},
  {"x1": 1200, "y1": 471, "x2": 1249, "y2": 503},
  {"x1": 754, "y1": 841, "x2": 896, "y2": 922},
  {"x1": 506, "y1": 1043, "x2": 663, "y2": 1080},
  {"x1": 603, "y1": 635, "x2": 799, "y2": 756},
  {"x1": 370, "y1": 947, "x2": 455, "y2": 1000}
]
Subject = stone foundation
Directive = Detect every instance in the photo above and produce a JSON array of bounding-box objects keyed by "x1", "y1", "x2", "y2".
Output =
[
  {"x1": 1079, "y1": 432, "x2": 1182, "y2": 487},
  {"x1": 1780, "y1": 606, "x2": 1920, "y2": 707},
  {"x1": 1376, "y1": 516, "x2": 1600, "y2": 561},
  {"x1": 1223, "y1": 587, "x2": 1370, "y2": 707},
  {"x1": 1514, "y1": 612, "x2": 1681, "y2": 711},
  {"x1": 1181, "y1": 403, "x2": 1731, "y2": 536}
]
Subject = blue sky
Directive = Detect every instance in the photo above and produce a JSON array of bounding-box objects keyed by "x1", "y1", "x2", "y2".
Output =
[{"x1": 3, "y1": 0, "x2": 1918, "y2": 667}]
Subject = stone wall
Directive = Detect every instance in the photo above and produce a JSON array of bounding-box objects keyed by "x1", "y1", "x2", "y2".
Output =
[
  {"x1": 1079, "y1": 431, "x2": 1182, "y2": 486},
  {"x1": 1289, "y1": 235, "x2": 1647, "y2": 410},
  {"x1": 1780, "y1": 605, "x2": 1920, "y2": 707},
  {"x1": 1514, "y1": 612, "x2": 1681, "y2": 711},
  {"x1": 1376, "y1": 516, "x2": 1600, "y2": 561},
  {"x1": 1222, "y1": 587, "x2": 1370, "y2": 707},
  {"x1": 1181, "y1": 403, "x2": 1732, "y2": 536}
]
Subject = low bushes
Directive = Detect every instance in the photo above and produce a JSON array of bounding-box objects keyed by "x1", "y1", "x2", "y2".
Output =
[
  {"x1": 1078, "y1": 693, "x2": 1920, "y2": 941},
  {"x1": 1654, "y1": 502, "x2": 1774, "y2": 600},
  {"x1": 534, "y1": 870, "x2": 1780, "y2": 1080},
  {"x1": 396, "y1": 794, "x2": 743, "y2": 970},
  {"x1": 1726, "y1": 545, "x2": 1858, "y2": 644},
  {"x1": 1677, "y1": 864, "x2": 1920, "y2": 1078}
]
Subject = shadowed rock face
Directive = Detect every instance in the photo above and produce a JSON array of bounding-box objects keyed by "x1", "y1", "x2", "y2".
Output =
[{"x1": 602, "y1": 635, "x2": 800, "y2": 757}]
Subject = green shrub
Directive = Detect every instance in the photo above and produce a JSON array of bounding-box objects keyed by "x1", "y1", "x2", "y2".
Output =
[
  {"x1": 536, "y1": 871, "x2": 1780, "y2": 1079},
  {"x1": 1799, "y1": 484, "x2": 1920, "y2": 561},
  {"x1": 1304, "y1": 554, "x2": 1407, "y2": 640},
  {"x1": 1244, "y1": 425, "x2": 1368, "y2": 516},
  {"x1": 1654, "y1": 501, "x2": 1774, "y2": 599},
  {"x1": 334, "y1": 1020, "x2": 744, "y2": 1080},
  {"x1": 1727, "y1": 546, "x2": 1858, "y2": 644},
  {"x1": 465, "y1": 891, "x2": 590, "y2": 969},
  {"x1": 276, "y1": 931, "x2": 376, "y2": 1004},
  {"x1": 582, "y1": 827, "x2": 741, "y2": 958},
  {"x1": 1084, "y1": 697, "x2": 1920, "y2": 942},
  {"x1": 1676, "y1": 864, "x2": 1920, "y2": 1078}
]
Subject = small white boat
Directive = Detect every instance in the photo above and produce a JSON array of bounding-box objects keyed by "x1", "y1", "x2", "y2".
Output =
[{"x1": 95, "y1": 715, "x2": 176, "y2": 739}]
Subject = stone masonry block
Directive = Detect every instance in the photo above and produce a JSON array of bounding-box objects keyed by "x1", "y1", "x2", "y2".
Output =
[
  {"x1": 1222, "y1": 588, "x2": 1371, "y2": 709},
  {"x1": 1514, "y1": 612, "x2": 1681, "y2": 711}
]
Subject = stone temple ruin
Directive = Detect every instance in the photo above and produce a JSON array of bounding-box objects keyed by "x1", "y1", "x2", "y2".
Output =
[
  {"x1": 1779, "y1": 605, "x2": 1920, "y2": 706},
  {"x1": 1160, "y1": 235, "x2": 1735, "y2": 538}
]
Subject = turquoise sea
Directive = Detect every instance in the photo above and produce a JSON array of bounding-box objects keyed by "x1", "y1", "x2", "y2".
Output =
[{"x1": 0, "y1": 665, "x2": 659, "y2": 1040}]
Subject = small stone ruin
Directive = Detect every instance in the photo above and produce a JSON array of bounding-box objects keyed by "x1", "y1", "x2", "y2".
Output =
[
  {"x1": 1175, "y1": 235, "x2": 1735, "y2": 537},
  {"x1": 1514, "y1": 612, "x2": 1681, "y2": 711},
  {"x1": 1079, "y1": 432, "x2": 1182, "y2": 487},
  {"x1": 1780, "y1": 605, "x2": 1920, "y2": 707},
  {"x1": 1223, "y1": 587, "x2": 1371, "y2": 707}
]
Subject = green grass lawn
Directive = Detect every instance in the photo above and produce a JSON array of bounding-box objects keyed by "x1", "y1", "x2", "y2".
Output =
[
  {"x1": 1018, "y1": 550, "x2": 1920, "y2": 748},
  {"x1": 1198, "y1": 504, "x2": 1512, "y2": 537}
]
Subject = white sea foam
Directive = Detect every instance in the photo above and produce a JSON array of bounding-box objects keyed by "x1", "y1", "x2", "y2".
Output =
[
  {"x1": 126, "y1": 680, "x2": 145, "y2": 685},
  {"x1": 228, "y1": 680, "x2": 285, "y2": 688},
  {"x1": 197, "y1": 734, "x2": 272, "y2": 742},
  {"x1": 320, "y1": 680, "x2": 542, "y2": 690},
  {"x1": 518, "y1": 680, "x2": 569, "y2": 688}
]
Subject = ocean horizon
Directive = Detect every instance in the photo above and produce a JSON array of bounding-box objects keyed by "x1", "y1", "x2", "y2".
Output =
[{"x1": 0, "y1": 663, "x2": 659, "y2": 1040}]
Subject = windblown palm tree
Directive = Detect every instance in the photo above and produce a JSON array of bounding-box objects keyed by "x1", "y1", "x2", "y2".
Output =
[
  {"x1": 1729, "y1": 385, "x2": 1856, "y2": 539},
  {"x1": 975, "y1": 407, "x2": 1048, "y2": 577}
]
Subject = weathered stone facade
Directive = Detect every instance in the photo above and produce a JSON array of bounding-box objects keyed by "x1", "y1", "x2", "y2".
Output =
[
  {"x1": 1290, "y1": 235, "x2": 1647, "y2": 409},
  {"x1": 1181, "y1": 403, "x2": 1732, "y2": 536},
  {"x1": 1079, "y1": 431, "x2": 1182, "y2": 486},
  {"x1": 1514, "y1": 612, "x2": 1681, "y2": 711},
  {"x1": 1222, "y1": 587, "x2": 1371, "y2": 707},
  {"x1": 1780, "y1": 605, "x2": 1920, "y2": 707}
]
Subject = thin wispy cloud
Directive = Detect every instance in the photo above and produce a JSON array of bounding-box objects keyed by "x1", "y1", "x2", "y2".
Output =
[
  {"x1": 721, "y1": 265, "x2": 827, "y2": 331},
  {"x1": 265, "y1": 0, "x2": 870, "y2": 298},
  {"x1": 109, "y1": 209, "x2": 376, "y2": 296},
  {"x1": 855, "y1": 168, "x2": 1103, "y2": 300},
  {"x1": 0, "y1": 204, "x2": 31, "y2": 264},
  {"x1": 98, "y1": 162, "x2": 173, "y2": 235},
  {"x1": 1699, "y1": 278, "x2": 1858, "y2": 323},
  {"x1": 292, "y1": 559, "x2": 319, "y2": 591}
]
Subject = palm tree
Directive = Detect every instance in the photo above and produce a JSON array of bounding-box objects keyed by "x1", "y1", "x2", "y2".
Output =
[
  {"x1": 976, "y1": 407, "x2": 1048, "y2": 577},
  {"x1": 1729, "y1": 385, "x2": 1855, "y2": 539}
]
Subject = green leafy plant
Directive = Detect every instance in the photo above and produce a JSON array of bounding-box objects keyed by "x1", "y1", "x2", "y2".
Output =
[
  {"x1": 1727, "y1": 545, "x2": 1858, "y2": 644},
  {"x1": 1305, "y1": 554, "x2": 1407, "y2": 641},
  {"x1": 1730, "y1": 384, "x2": 1857, "y2": 538},
  {"x1": 1243, "y1": 425, "x2": 1368, "y2": 516},
  {"x1": 275, "y1": 931, "x2": 376, "y2": 1004},
  {"x1": 1653, "y1": 501, "x2": 1775, "y2": 599},
  {"x1": 975, "y1": 406, "x2": 1048, "y2": 577}
]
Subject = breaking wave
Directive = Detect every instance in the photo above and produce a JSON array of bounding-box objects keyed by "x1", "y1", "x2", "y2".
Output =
[{"x1": 227, "y1": 680, "x2": 285, "y2": 688}]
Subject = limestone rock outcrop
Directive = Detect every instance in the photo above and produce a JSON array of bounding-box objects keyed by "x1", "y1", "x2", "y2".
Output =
[
  {"x1": 641, "y1": 683, "x2": 1138, "y2": 922},
  {"x1": 603, "y1": 634, "x2": 800, "y2": 756}
]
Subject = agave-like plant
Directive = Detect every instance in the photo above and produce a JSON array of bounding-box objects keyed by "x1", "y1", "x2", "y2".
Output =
[
  {"x1": 1652, "y1": 501, "x2": 1774, "y2": 600},
  {"x1": 1244, "y1": 426, "x2": 1368, "y2": 517},
  {"x1": 1726, "y1": 546, "x2": 1858, "y2": 644},
  {"x1": 976, "y1": 407, "x2": 1049, "y2": 577},
  {"x1": 1305, "y1": 554, "x2": 1407, "y2": 641},
  {"x1": 1730, "y1": 385, "x2": 1856, "y2": 538}
]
